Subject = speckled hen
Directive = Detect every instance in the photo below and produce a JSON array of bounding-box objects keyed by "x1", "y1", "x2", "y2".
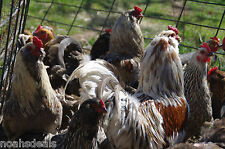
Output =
[{"x1": 2, "y1": 37, "x2": 62, "y2": 140}]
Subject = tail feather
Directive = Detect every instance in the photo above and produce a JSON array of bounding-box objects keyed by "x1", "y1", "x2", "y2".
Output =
[{"x1": 65, "y1": 59, "x2": 119, "y2": 103}]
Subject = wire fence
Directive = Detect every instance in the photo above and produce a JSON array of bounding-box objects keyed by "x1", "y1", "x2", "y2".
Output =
[
  {"x1": 0, "y1": 0, "x2": 225, "y2": 103},
  {"x1": 0, "y1": 0, "x2": 30, "y2": 106},
  {"x1": 25, "y1": 0, "x2": 225, "y2": 50}
]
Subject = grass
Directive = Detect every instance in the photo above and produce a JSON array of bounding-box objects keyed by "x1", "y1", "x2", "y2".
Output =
[{"x1": 2, "y1": 0, "x2": 225, "y2": 70}]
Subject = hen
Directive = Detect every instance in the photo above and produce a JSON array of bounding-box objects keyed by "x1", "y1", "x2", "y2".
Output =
[
  {"x1": 67, "y1": 27, "x2": 188, "y2": 148},
  {"x1": 33, "y1": 25, "x2": 55, "y2": 47},
  {"x1": 2, "y1": 37, "x2": 62, "y2": 140},
  {"x1": 104, "y1": 6, "x2": 144, "y2": 88},
  {"x1": 59, "y1": 99, "x2": 107, "y2": 149},
  {"x1": 34, "y1": 25, "x2": 84, "y2": 129},
  {"x1": 90, "y1": 28, "x2": 111, "y2": 60},
  {"x1": 208, "y1": 67, "x2": 225, "y2": 119},
  {"x1": 183, "y1": 37, "x2": 220, "y2": 139}
]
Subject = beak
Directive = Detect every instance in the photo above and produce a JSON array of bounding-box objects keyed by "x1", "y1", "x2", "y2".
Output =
[
  {"x1": 40, "y1": 48, "x2": 46, "y2": 56},
  {"x1": 139, "y1": 13, "x2": 144, "y2": 18},
  {"x1": 176, "y1": 35, "x2": 181, "y2": 42},
  {"x1": 102, "y1": 107, "x2": 107, "y2": 113}
]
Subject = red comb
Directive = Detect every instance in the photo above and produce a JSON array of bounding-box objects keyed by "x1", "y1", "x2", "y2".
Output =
[
  {"x1": 208, "y1": 66, "x2": 218, "y2": 79},
  {"x1": 34, "y1": 25, "x2": 43, "y2": 33},
  {"x1": 105, "y1": 28, "x2": 112, "y2": 33},
  {"x1": 210, "y1": 36, "x2": 220, "y2": 43},
  {"x1": 134, "y1": 6, "x2": 142, "y2": 14},
  {"x1": 33, "y1": 36, "x2": 43, "y2": 50},
  {"x1": 200, "y1": 42, "x2": 211, "y2": 52},
  {"x1": 100, "y1": 99, "x2": 106, "y2": 108},
  {"x1": 168, "y1": 25, "x2": 179, "y2": 35}
]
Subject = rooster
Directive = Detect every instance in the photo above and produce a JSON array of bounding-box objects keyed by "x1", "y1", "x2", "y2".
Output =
[
  {"x1": 90, "y1": 28, "x2": 111, "y2": 60},
  {"x1": 183, "y1": 37, "x2": 221, "y2": 140},
  {"x1": 57, "y1": 99, "x2": 107, "y2": 149},
  {"x1": 17, "y1": 25, "x2": 55, "y2": 50},
  {"x1": 2, "y1": 37, "x2": 63, "y2": 140},
  {"x1": 66, "y1": 27, "x2": 188, "y2": 148},
  {"x1": 104, "y1": 6, "x2": 144, "y2": 88}
]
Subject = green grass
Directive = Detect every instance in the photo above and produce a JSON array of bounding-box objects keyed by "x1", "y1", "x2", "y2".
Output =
[{"x1": 2, "y1": 0, "x2": 225, "y2": 70}]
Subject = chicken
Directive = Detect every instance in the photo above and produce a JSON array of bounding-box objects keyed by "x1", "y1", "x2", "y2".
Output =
[
  {"x1": 33, "y1": 25, "x2": 85, "y2": 129},
  {"x1": 183, "y1": 37, "x2": 221, "y2": 140},
  {"x1": 179, "y1": 52, "x2": 195, "y2": 66},
  {"x1": 104, "y1": 6, "x2": 144, "y2": 88},
  {"x1": 33, "y1": 25, "x2": 55, "y2": 47},
  {"x1": 44, "y1": 36, "x2": 84, "y2": 114},
  {"x1": 44, "y1": 35, "x2": 84, "y2": 129},
  {"x1": 67, "y1": 27, "x2": 188, "y2": 148},
  {"x1": 207, "y1": 67, "x2": 225, "y2": 119},
  {"x1": 18, "y1": 25, "x2": 55, "y2": 49},
  {"x1": 57, "y1": 99, "x2": 107, "y2": 149},
  {"x1": 90, "y1": 28, "x2": 111, "y2": 60},
  {"x1": 44, "y1": 35, "x2": 83, "y2": 83},
  {"x1": 2, "y1": 36, "x2": 63, "y2": 140},
  {"x1": 199, "y1": 118, "x2": 225, "y2": 148},
  {"x1": 17, "y1": 29, "x2": 33, "y2": 49}
]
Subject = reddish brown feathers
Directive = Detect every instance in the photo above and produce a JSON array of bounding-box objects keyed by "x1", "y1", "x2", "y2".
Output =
[{"x1": 155, "y1": 98, "x2": 187, "y2": 138}]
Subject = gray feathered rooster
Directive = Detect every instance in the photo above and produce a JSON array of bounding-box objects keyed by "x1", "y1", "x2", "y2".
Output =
[{"x1": 66, "y1": 27, "x2": 189, "y2": 148}]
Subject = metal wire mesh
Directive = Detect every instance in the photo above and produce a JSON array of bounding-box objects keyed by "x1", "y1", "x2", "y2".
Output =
[
  {"x1": 0, "y1": 0, "x2": 225, "y2": 103},
  {"x1": 0, "y1": 0, "x2": 30, "y2": 105},
  {"x1": 25, "y1": 0, "x2": 225, "y2": 48}
]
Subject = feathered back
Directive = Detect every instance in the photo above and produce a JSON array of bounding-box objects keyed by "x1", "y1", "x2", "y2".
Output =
[
  {"x1": 109, "y1": 10, "x2": 144, "y2": 59},
  {"x1": 11, "y1": 43, "x2": 57, "y2": 117},
  {"x1": 138, "y1": 31, "x2": 184, "y2": 101}
]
